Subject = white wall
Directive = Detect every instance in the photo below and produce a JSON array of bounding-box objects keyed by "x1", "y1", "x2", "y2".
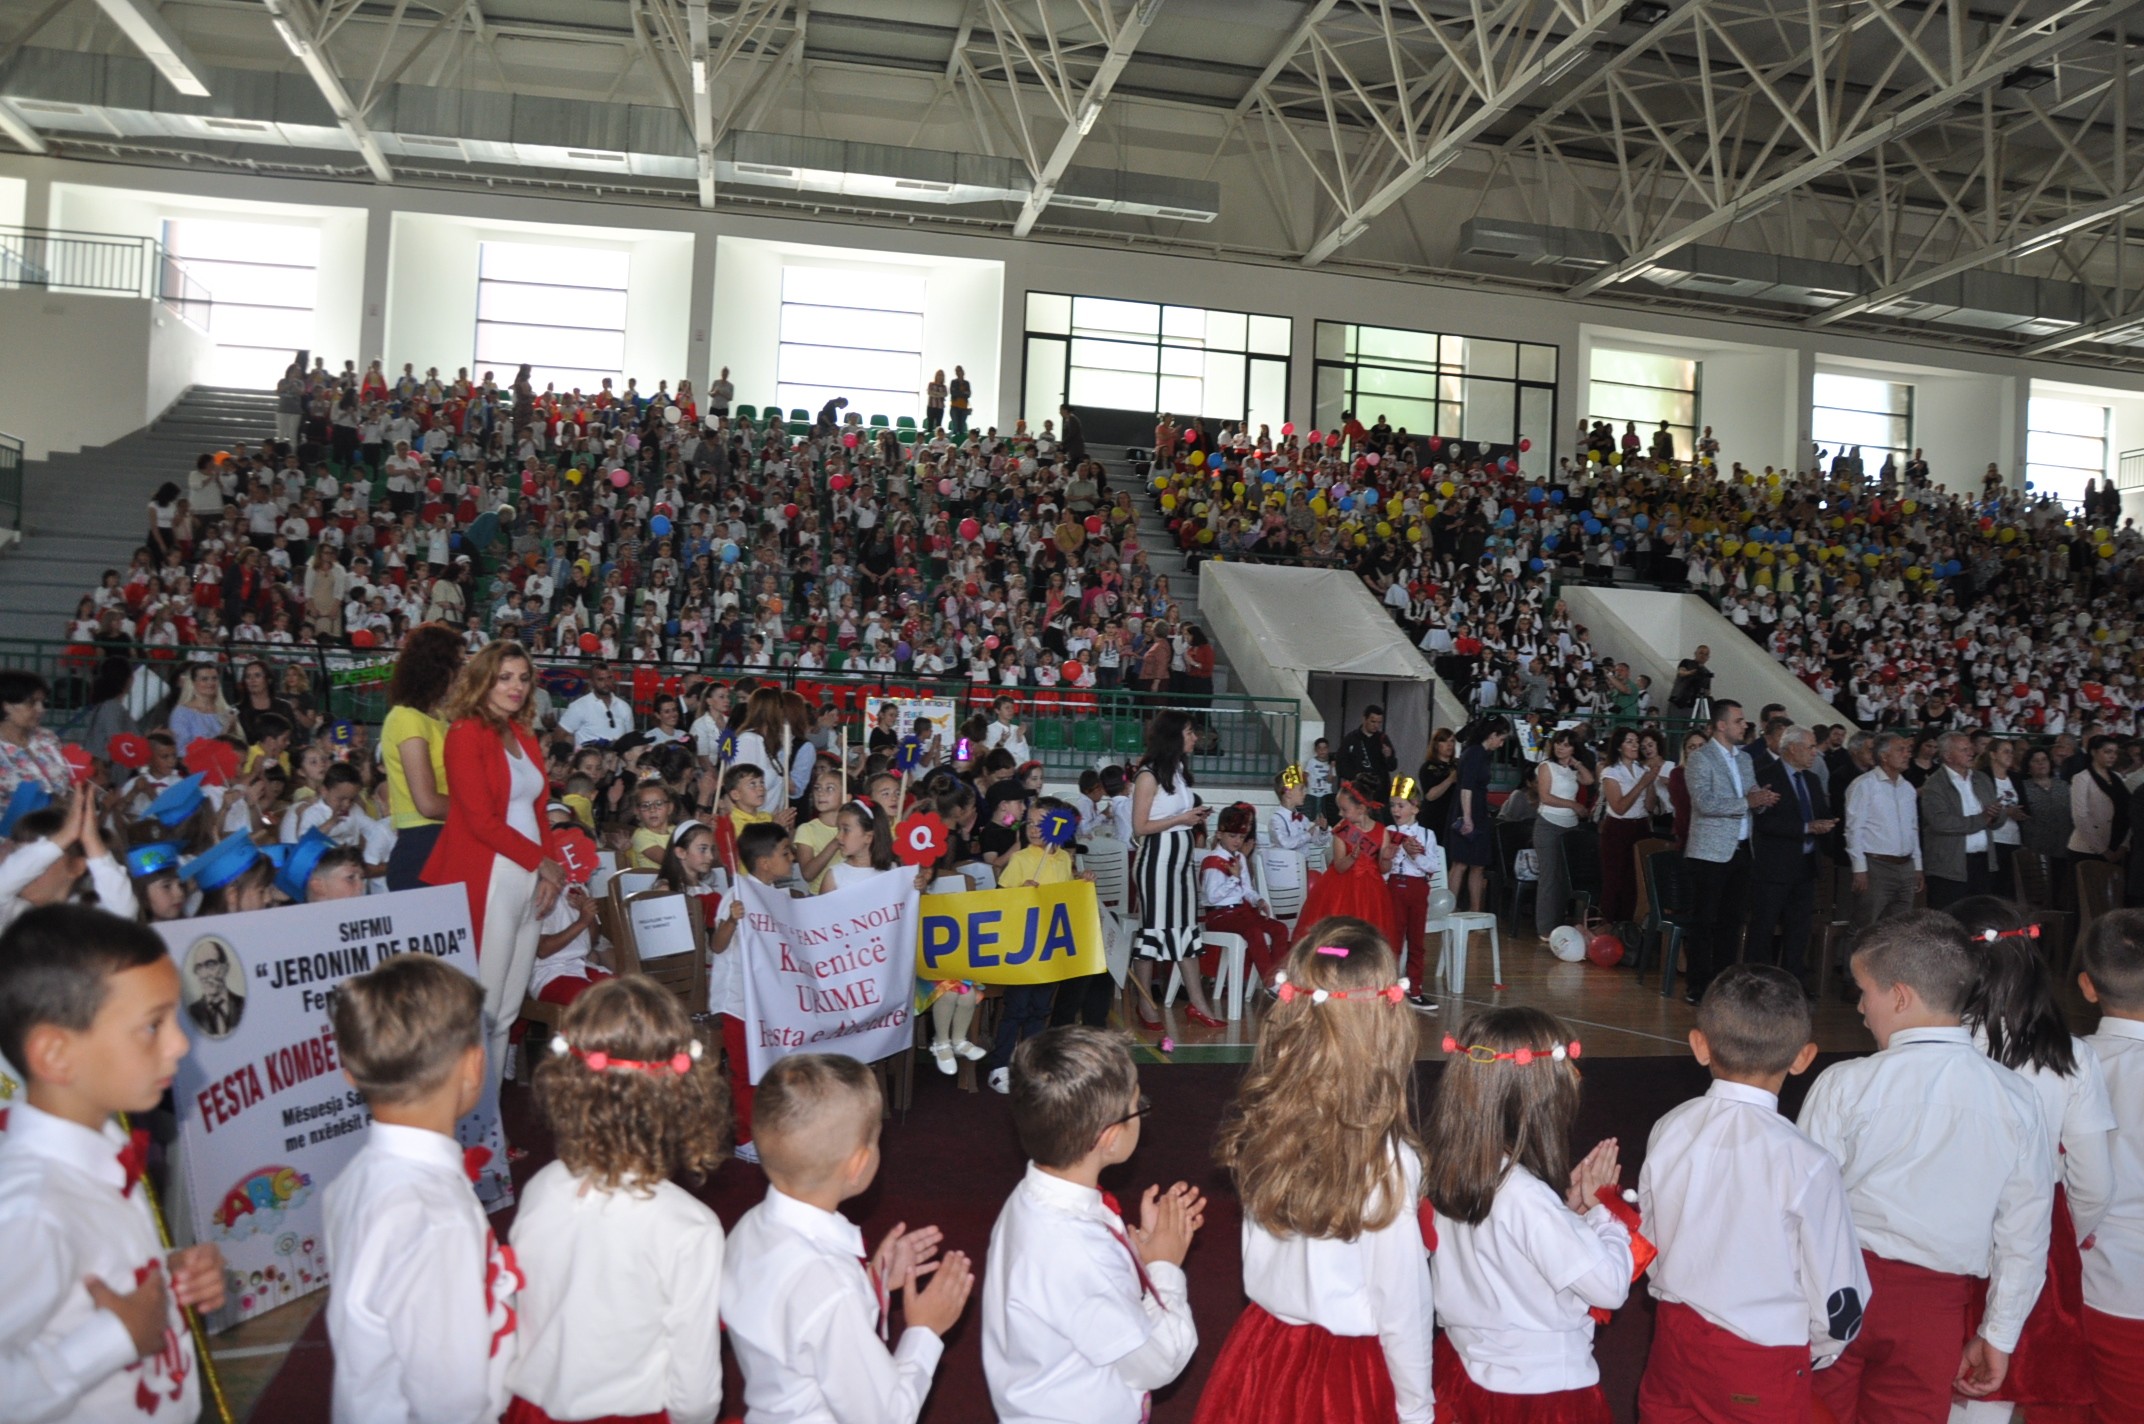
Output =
[
  {"x1": 1560, "y1": 586, "x2": 1851, "y2": 730},
  {"x1": 1699, "y1": 347, "x2": 1803, "y2": 471},
  {"x1": 46, "y1": 182, "x2": 365, "y2": 375},
  {"x1": 709, "y1": 235, "x2": 1004, "y2": 428},
  {"x1": 0, "y1": 289, "x2": 214, "y2": 458},
  {"x1": 385, "y1": 212, "x2": 693, "y2": 390}
]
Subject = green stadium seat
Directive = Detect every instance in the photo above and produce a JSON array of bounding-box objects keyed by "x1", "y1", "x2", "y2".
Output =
[
  {"x1": 1032, "y1": 719, "x2": 1066, "y2": 752},
  {"x1": 1072, "y1": 720, "x2": 1108, "y2": 753},
  {"x1": 789, "y1": 408, "x2": 809, "y2": 422},
  {"x1": 734, "y1": 404, "x2": 756, "y2": 421},
  {"x1": 787, "y1": 422, "x2": 809, "y2": 438},
  {"x1": 896, "y1": 416, "x2": 916, "y2": 429},
  {"x1": 897, "y1": 430, "x2": 918, "y2": 445},
  {"x1": 870, "y1": 415, "x2": 889, "y2": 427}
]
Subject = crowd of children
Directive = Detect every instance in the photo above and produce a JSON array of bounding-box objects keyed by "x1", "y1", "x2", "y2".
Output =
[{"x1": 0, "y1": 875, "x2": 2137, "y2": 1422}]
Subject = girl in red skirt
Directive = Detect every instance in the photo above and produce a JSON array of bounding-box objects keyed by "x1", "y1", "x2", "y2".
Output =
[
  {"x1": 1950, "y1": 898, "x2": 2119, "y2": 1424},
  {"x1": 1426, "y1": 1007, "x2": 1631, "y2": 1424},
  {"x1": 1296, "y1": 776, "x2": 1402, "y2": 949},
  {"x1": 1193, "y1": 919, "x2": 1434, "y2": 1424}
]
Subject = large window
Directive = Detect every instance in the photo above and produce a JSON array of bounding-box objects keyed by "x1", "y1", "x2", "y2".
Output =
[
  {"x1": 778, "y1": 266, "x2": 926, "y2": 424},
  {"x1": 1811, "y1": 373, "x2": 1912, "y2": 476},
  {"x1": 1022, "y1": 292, "x2": 1289, "y2": 431},
  {"x1": 474, "y1": 242, "x2": 629, "y2": 395},
  {"x1": 1588, "y1": 349, "x2": 1697, "y2": 460},
  {"x1": 2026, "y1": 397, "x2": 2109, "y2": 506},
  {"x1": 1314, "y1": 322, "x2": 1557, "y2": 476},
  {"x1": 160, "y1": 218, "x2": 321, "y2": 390}
]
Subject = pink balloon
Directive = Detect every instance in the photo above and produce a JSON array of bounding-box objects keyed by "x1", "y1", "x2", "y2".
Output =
[
  {"x1": 984, "y1": 634, "x2": 1000, "y2": 650},
  {"x1": 1281, "y1": 422, "x2": 1295, "y2": 436},
  {"x1": 939, "y1": 479, "x2": 955, "y2": 496},
  {"x1": 609, "y1": 469, "x2": 630, "y2": 488},
  {"x1": 829, "y1": 473, "x2": 849, "y2": 491},
  {"x1": 843, "y1": 432, "x2": 860, "y2": 448},
  {"x1": 1365, "y1": 452, "x2": 1381, "y2": 466},
  {"x1": 1308, "y1": 430, "x2": 1324, "y2": 444}
]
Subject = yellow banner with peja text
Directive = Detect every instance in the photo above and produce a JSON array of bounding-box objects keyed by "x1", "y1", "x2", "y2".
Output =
[{"x1": 917, "y1": 881, "x2": 1106, "y2": 984}]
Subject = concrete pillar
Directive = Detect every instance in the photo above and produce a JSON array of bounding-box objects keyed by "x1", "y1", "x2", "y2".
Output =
[{"x1": 358, "y1": 201, "x2": 391, "y2": 364}]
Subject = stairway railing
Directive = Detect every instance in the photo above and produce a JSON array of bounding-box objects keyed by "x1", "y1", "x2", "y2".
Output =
[
  {"x1": 0, "y1": 429, "x2": 20, "y2": 535},
  {"x1": 0, "y1": 226, "x2": 214, "y2": 330}
]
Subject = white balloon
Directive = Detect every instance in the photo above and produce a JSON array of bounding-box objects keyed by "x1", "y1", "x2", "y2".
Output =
[
  {"x1": 1547, "y1": 925, "x2": 1588, "y2": 962},
  {"x1": 1427, "y1": 889, "x2": 1458, "y2": 919}
]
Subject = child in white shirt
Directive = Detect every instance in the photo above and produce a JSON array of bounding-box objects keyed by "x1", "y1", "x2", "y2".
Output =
[
  {"x1": 2078, "y1": 910, "x2": 2144, "y2": 1419},
  {"x1": 1637, "y1": 966, "x2": 1869, "y2": 1423},
  {"x1": 722, "y1": 1054, "x2": 974, "y2": 1424},
  {"x1": 1198, "y1": 922, "x2": 1435, "y2": 1424},
  {"x1": 323, "y1": 955, "x2": 520, "y2": 1424},
  {"x1": 983, "y1": 1027, "x2": 1201, "y2": 1424},
  {"x1": 1428, "y1": 1006, "x2": 1633, "y2": 1422},
  {"x1": 0, "y1": 904, "x2": 225, "y2": 1423},
  {"x1": 1798, "y1": 911, "x2": 2053, "y2": 1424},
  {"x1": 1198, "y1": 802, "x2": 1290, "y2": 987},
  {"x1": 507, "y1": 978, "x2": 728, "y2": 1423},
  {"x1": 1263, "y1": 766, "x2": 1328, "y2": 855}
]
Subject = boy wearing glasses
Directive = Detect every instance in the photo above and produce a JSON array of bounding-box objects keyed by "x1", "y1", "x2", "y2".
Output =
[{"x1": 982, "y1": 1027, "x2": 1204, "y2": 1424}]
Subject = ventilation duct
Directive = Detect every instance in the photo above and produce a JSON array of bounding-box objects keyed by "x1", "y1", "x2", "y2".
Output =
[
  {"x1": 1458, "y1": 217, "x2": 1623, "y2": 270},
  {"x1": 0, "y1": 47, "x2": 1218, "y2": 221}
]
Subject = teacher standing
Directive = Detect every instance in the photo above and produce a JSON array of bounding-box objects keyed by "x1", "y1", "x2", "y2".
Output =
[
  {"x1": 423, "y1": 640, "x2": 564, "y2": 1081},
  {"x1": 1130, "y1": 710, "x2": 1219, "y2": 1029},
  {"x1": 383, "y1": 622, "x2": 462, "y2": 890}
]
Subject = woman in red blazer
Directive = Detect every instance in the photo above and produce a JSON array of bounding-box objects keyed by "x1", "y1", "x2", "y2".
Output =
[{"x1": 422, "y1": 639, "x2": 564, "y2": 1081}]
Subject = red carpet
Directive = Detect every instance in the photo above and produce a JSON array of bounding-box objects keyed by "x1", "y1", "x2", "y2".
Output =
[{"x1": 249, "y1": 1054, "x2": 1846, "y2": 1423}]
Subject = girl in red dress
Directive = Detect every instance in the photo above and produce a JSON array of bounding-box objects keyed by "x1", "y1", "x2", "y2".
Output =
[{"x1": 1296, "y1": 775, "x2": 1402, "y2": 948}]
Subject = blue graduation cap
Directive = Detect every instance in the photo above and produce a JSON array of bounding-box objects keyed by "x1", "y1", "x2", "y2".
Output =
[
  {"x1": 273, "y1": 830, "x2": 336, "y2": 903},
  {"x1": 892, "y1": 736, "x2": 925, "y2": 775},
  {"x1": 1, "y1": 782, "x2": 52, "y2": 837},
  {"x1": 125, "y1": 842, "x2": 184, "y2": 879},
  {"x1": 1039, "y1": 806, "x2": 1079, "y2": 849},
  {"x1": 180, "y1": 831, "x2": 264, "y2": 892},
  {"x1": 144, "y1": 773, "x2": 208, "y2": 828}
]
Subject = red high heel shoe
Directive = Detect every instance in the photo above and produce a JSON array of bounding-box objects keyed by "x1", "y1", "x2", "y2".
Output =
[{"x1": 1185, "y1": 1005, "x2": 1227, "y2": 1029}]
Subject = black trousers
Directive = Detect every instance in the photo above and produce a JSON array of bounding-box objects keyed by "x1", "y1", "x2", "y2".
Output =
[
  {"x1": 1745, "y1": 864, "x2": 1816, "y2": 981},
  {"x1": 1050, "y1": 970, "x2": 1116, "y2": 1029},
  {"x1": 1682, "y1": 844, "x2": 1751, "y2": 995},
  {"x1": 1923, "y1": 858, "x2": 1994, "y2": 910}
]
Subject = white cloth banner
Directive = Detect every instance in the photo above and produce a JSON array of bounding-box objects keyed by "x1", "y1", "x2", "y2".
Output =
[
  {"x1": 738, "y1": 871, "x2": 918, "y2": 1084},
  {"x1": 155, "y1": 885, "x2": 509, "y2": 1324}
]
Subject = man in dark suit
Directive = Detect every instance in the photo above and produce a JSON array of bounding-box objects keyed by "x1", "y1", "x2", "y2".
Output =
[{"x1": 1746, "y1": 726, "x2": 1836, "y2": 993}]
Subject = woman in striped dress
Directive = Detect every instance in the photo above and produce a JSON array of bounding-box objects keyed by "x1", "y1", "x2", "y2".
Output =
[{"x1": 1131, "y1": 709, "x2": 1223, "y2": 1029}]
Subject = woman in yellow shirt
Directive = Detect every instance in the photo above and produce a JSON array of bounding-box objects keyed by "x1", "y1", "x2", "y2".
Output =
[{"x1": 382, "y1": 624, "x2": 461, "y2": 890}]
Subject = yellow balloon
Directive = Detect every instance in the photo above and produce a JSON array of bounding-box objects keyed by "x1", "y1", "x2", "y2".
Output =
[
  {"x1": 1232, "y1": 482, "x2": 1245, "y2": 498},
  {"x1": 1759, "y1": 551, "x2": 1775, "y2": 566},
  {"x1": 1998, "y1": 526, "x2": 2016, "y2": 543},
  {"x1": 1609, "y1": 453, "x2": 1622, "y2": 466},
  {"x1": 1902, "y1": 500, "x2": 1917, "y2": 513},
  {"x1": 1388, "y1": 497, "x2": 1403, "y2": 516},
  {"x1": 1408, "y1": 524, "x2": 1424, "y2": 541},
  {"x1": 2100, "y1": 541, "x2": 2116, "y2": 558},
  {"x1": 1439, "y1": 481, "x2": 1456, "y2": 497},
  {"x1": 1721, "y1": 539, "x2": 1742, "y2": 556},
  {"x1": 1376, "y1": 521, "x2": 1393, "y2": 537},
  {"x1": 1904, "y1": 567, "x2": 1921, "y2": 581},
  {"x1": 566, "y1": 468, "x2": 584, "y2": 484},
  {"x1": 1786, "y1": 552, "x2": 1800, "y2": 566},
  {"x1": 1311, "y1": 496, "x2": 1329, "y2": 516},
  {"x1": 1198, "y1": 528, "x2": 1214, "y2": 545},
  {"x1": 1830, "y1": 516, "x2": 1845, "y2": 530},
  {"x1": 1766, "y1": 473, "x2": 1781, "y2": 487},
  {"x1": 1355, "y1": 533, "x2": 1369, "y2": 547},
  {"x1": 1863, "y1": 553, "x2": 1880, "y2": 567},
  {"x1": 1160, "y1": 494, "x2": 1177, "y2": 511}
]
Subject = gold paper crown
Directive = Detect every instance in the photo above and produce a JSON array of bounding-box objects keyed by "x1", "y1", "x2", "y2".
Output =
[
  {"x1": 1279, "y1": 764, "x2": 1306, "y2": 789},
  {"x1": 1390, "y1": 775, "x2": 1419, "y2": 802}
]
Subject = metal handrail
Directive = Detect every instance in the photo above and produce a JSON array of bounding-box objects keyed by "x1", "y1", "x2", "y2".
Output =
[
  {"x1": 0, "y1": 429, "x2": 20, "y2": 535},
  {"x1": 0, "y1": 225, "x2": 214, "y2": 328}
]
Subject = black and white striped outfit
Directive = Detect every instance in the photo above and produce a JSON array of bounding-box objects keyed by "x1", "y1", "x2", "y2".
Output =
[{"x1": 1134, "y1": 768, "x2": 1202, "y2": 962}]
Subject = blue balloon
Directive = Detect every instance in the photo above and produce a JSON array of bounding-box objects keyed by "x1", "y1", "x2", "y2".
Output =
[
  {"x1": 721, "y1": 541, "x2": 740, "y2": 564},
  {"x1": 1633, "y1": 514, "x2": 1650, "y2": 531},
  {"x1": 1583, "y1": 517, "x2": 1602, "y2": 535},
  {"x1": 1528, "y1": 557, "x2": 1544, "y2": 572},
  {"x1": 1614, "y1": 538, "x2": 1627, "y2": 552},
  {"x1": 1529, "y1": 487, "x2": 1546, "y2": 503},
  {"x1": 1497, "y1": 507, "x2": 1516, "y2": 525},
  {"x1": 1542, "y1": 534, "x2": 1559, "y2": 551},
  {"x1": 1363, "y1": 488, "x2": 1378, "y2": 504},
  {"x1": 1549, "y1": 488, "x2": 1565, "y2": 504},
  {"x1": 650, "y1": 514, "x2": 673, "y2": 537}
]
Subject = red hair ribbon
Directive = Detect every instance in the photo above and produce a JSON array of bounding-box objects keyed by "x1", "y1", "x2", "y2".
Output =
[
  {"x1": 1978, "y1": 925, "x2": 2041, "y2": 942},
  {"x1": 1441, "y1": 1035, "x2": 1583, "y2": 1065},
  {"x1": 551, "y1": 1035, "x2": 703, "y2": 1076},
  {"x1": 1273, "y1": 972, "x2": 1409, "y2": 1005}
]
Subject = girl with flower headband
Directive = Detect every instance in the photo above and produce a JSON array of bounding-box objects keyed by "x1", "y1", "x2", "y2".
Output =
[
  {"x1": 1426, "y1": 1006, "x2": 1630, "y2": 1424},
  {"x1": 1196, "y1": 918, "x2": 1433, "y2": 1424},
  {"x1": 506, "y1": 976, "x2": 730, "y2": 1424},
  {"x1": 1293, "y1": 774, "x2": 1403, "y2": 950},
  {"x1": 1947, "y1": 896, "x2": 2117, "y2": 1424}
]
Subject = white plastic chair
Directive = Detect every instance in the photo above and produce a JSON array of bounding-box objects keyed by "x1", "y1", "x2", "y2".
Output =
[
  {"x1": 1429, "y1": 864, "x2": 1503, "y2": 994},
  {"x1": 1257, "y1": 848, "x2": 1308, "y2": 927},
  {"x1": 1165, "y1": 932, "x2": 1248, "y2": 1021},
  {"x1": 1081, "y1": 836, "x2": 1130, "y2": 914},
  {"x1": 927, "y1": 876, "x2": 970, "y2": 895}
]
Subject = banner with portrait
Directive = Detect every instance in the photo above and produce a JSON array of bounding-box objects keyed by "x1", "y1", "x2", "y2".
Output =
[
  {"x1": 863, "y1": 695, "x2": 959, "y2": 750},
  {"x1": 155, "y1": 885, "x2": 507, "y2": 1325},
  {"x1": 737, "y1": 871, "x2": 918, "y2": 1084}
]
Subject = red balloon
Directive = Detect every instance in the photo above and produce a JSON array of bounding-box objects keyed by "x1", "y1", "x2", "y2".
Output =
[
  {"x1": 829, "y1": 473, "x2": 850, "y2": 491},
  {"x1": 426, "y1": 478, "x2": 444, "y2": 494},
  {"x1": 350, "y1": 629, "x2": 377, "y2": 649},
  {"x1": 1062, "y1": 661, "x2": 1083, "y2": 682},
  {"x1": 1084, "y1": 515, "x2": 1104, "y2": 535},
  {"x1": 958, "y1": 518, "x2": 981, "y2": 542},
  {"x1": 521, "y1": 480, "x2": 537, "y2": 496},
  {"x1": 1518, "y1": 438, "x2": 1532, "y2": 453},
  {"x1": 1281, "y1": 422, "x2": 1295, "y2": 436},
  {"x1": 1428, "y1": 437, "x2": 1443, "y2": 452},
  {"x1": 1308, "y1": 429, "x2": 1324, "y2": 444},
  {"x1": 1586, "y1": 933, "x2": 1624, "y2": 968},
  {"x1": 783, "y1": 503, "x2": 800, "y2": 520},
  {"x1": 579, "y1": 632, "x2": 601, "y2": 653}
]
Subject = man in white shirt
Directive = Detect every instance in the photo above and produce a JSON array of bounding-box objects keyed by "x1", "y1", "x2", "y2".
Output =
[
  {"x1": 982, "y1": 1029, "x2": 1199, "y2": 1424},
  {"x1": 723, "y1": 1055, "x2": 971, "y2": 1424},
  {"x1": 2078, "y1": 911, "x2": 2144, "y2": 1414},
  {"x1": 1918, "y1": 730, "x2": 2002, "y2": 908},
  {"x1": 557, "y1": 664, "x2": 635, "y2": 747},
  {"x1": 1844, "y1": 733, "x2": 1923, "y2": 935},
  {"x1": 1799, "y1": 912, "x2": 2053, "y2": 1424},
  {"x1": 1638, "y1": 966, "x2": 1869, "y2": 1421}
]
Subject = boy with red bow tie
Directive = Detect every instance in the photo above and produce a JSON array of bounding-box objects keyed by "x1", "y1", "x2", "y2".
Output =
[
  {"x1": 983, "y1": 1027, "x2": 1203, "y2": 1424},
  {"x1": 322, "y1": 955, "x2": 520, "y2": 1424},
  {"x1": 0, "y1": 904, "x2": 225, "y2": 1423}
]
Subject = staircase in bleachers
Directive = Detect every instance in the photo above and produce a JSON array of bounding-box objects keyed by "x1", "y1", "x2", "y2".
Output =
[{"x1": 0, "y1": 386, "x2": 279, "y2": 629}]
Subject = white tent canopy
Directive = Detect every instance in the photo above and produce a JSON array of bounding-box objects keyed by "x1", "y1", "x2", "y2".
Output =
[{"x1": 1199, "y1": 563, "x2": 1466, "y2": 769}]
